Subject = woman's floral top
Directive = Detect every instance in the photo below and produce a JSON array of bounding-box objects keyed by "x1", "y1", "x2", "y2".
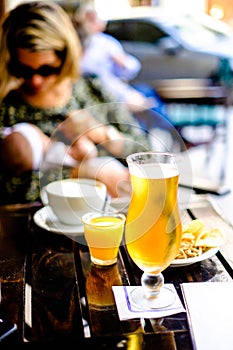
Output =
[{"x1": 0, "y1": 75, "x2": 150, "y2": 204}]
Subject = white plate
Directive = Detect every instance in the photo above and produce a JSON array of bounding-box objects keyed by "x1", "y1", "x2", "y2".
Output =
[
  {"x1": 33, "y1": 206, "x2": 84, "y2": 236},
  {"x1": 170, "y1": 247, "x2": 219, "y2": 267},
  {"x1": 109, "y1": 196, "x2": 131, "y2": 213}
]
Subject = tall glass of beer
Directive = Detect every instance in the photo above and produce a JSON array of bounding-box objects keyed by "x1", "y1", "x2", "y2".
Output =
[{"x1": 125, "y1": 152, "x2": 182, "y2": 309}]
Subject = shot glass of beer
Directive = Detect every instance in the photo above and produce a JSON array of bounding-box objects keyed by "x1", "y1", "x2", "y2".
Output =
[{"x1": 82, "y1": 212, "x2": 126, "y2": 266}]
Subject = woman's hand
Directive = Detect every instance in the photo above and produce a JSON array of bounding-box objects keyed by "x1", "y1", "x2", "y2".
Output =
[
  {"x1": 58, "y1": 110, "x2": 106, "y2": 143},
  {"x1": 68, "y1": 135, "x2": 98, "y2": 162},
  {"x1": 58, "y1": 110, "x2": 124, "y2": 155},
  {"x1": 77, "y1": 156, "x2": 131, "y2": 198}
]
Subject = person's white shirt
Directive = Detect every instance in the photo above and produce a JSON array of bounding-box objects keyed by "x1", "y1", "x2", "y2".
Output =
[{"x1": 80, "y1": 32, "x2": 142, "y2": 102}]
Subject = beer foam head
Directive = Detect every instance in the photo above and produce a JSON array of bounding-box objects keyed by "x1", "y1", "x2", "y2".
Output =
[{"x1": 129, "y1": 163, "x2": 179, "y2": 179}]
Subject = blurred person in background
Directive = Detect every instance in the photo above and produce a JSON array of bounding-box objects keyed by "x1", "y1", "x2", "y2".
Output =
[
  {"x1": 74, "y1": 1, "x2": 172, "y2": 133},
  {"x1": 0, "y1": 0, "x2": 150, "y2": 205}
]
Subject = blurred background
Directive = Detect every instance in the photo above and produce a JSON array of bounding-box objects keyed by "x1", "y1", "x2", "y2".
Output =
[{"x1": 2, "y1": 1, "x2": 233, "y2": 27}]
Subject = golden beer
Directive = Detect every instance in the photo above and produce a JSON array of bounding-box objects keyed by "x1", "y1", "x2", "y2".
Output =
[
  {"x1": 125, "y1": 163, "x2": 182, "y2": 274},
  {"x1": 83, "y1": 213, "x2": 125, "y2": 265}
]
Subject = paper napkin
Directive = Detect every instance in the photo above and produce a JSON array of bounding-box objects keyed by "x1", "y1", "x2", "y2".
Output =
[
  {"x1": 181, "y1": 282, "x2": 233, "y2": 350},
  {"x1": 112, "y1": 284, "x2": 185, "y2": 320}
]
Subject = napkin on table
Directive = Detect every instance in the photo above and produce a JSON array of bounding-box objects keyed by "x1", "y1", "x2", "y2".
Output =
[
  {"x1": 112, "y1": 284, "x2": 185, "y2": 320},
  {"x1": 181, "y1": 282, "x2": 233, "y2": 350}
]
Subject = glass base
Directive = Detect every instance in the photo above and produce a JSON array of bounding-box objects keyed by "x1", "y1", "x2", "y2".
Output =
[
  {"x1": 90, "y1": 256, "x2": 117, "y2": 266},
  {"x1": 129, "y1": 285, "x2": 176, "y2": 309}
]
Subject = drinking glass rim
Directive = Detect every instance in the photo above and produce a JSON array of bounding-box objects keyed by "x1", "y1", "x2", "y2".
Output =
[
  {"x1": 126, "y1": 151, "x2": 176, "y2": 162},
  {"x1": 82, "y1": 211, "x2": 126, "y2": 226}
]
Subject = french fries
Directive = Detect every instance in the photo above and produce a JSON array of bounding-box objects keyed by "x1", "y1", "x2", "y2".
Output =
[{"x1": 176, "y1": 219, "x2": 226, "y2": 260}]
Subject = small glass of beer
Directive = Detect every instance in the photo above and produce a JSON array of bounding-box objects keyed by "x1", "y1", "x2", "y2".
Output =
[{"x1": 82, "y1": 212, "x2": 126, "y2": 266}]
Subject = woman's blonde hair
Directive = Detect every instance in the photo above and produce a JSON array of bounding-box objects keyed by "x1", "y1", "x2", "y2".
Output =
[{"x1": 0, "y1": 1, "x2": 83, "y2": 101}]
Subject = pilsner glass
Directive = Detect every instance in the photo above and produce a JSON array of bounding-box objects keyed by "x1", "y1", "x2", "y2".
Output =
[{"x1": 125, "y1": 152, "x2": 182, "y2": 309}]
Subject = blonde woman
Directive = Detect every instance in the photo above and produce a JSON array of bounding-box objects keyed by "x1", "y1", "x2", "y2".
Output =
[{"x1": 0, "y1": 1, "x2": 149, "y2": 204}]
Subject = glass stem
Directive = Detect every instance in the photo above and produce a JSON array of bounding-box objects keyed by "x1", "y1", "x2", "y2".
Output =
[{"x1": 141, "y1": 272, "x2": 164, "y2": 299}]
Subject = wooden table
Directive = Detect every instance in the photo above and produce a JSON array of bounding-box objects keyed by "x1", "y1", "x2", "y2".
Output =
[{"x1": 0, "y1": 195, "x2": 232, "y2": 349}]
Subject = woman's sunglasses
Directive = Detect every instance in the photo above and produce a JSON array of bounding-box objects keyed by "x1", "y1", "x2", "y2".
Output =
[{"x1": 9, "y1": 62, "x2": 62, "y2": 79}]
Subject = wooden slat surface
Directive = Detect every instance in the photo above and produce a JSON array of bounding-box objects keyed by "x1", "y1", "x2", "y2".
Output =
[{"x1": 0, "y1": 197, "x2": 232, "y2": 348}]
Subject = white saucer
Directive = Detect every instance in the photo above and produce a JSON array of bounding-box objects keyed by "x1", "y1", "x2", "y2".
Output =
[
  {"x1": 33, "y1": 206, "x2": 84, "y2": 236},
  {"x1": 109, "y1": 196, "x2": 130, "y2": 213}
]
